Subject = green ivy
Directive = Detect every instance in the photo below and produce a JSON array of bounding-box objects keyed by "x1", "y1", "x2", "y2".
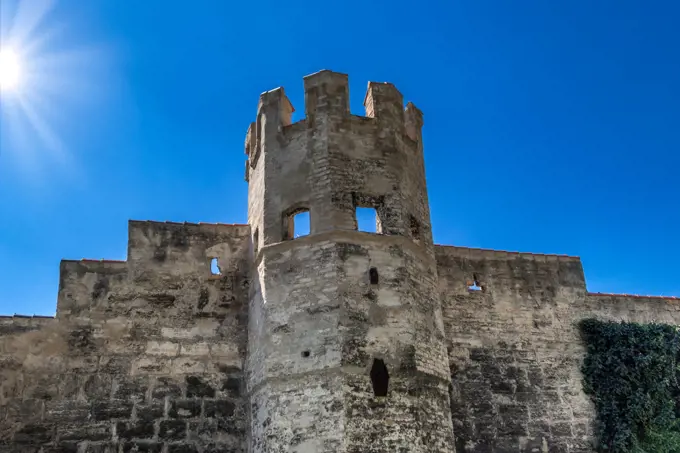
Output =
[{"x1": 579, "y1": 318, "x2": 680, "y2": 453}]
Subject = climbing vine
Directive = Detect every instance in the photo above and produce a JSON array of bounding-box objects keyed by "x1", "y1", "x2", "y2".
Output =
[{"x1": 579, "y1": 318, "x2": 680, "y2": 453}]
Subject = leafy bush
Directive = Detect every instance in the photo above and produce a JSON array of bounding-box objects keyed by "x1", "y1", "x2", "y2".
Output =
[{"x1": 579, "y1": 318, "x2": 680, "y2": 453}]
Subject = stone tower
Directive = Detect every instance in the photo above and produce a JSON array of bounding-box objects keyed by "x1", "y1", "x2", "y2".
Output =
[{"x1": 245, "y1": 70, "x2": 456, "y2": 452}]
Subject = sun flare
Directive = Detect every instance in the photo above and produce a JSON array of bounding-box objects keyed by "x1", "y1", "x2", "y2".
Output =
[
  {"x1": 0, "y1": 49, "x2": 21, "y2": 91},
  {"x1": 1, "y1": 0, "x2": 116, "y2": 183}
]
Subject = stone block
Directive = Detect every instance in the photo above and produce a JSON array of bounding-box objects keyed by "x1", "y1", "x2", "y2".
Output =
[
  {"x1": 13, "y1": 423, "x2": 54, "y2": 445},
  {"x1": 91, "y1": 400, "x2": 133, "y2": 421},
  {"x1": 151, "y1": 377, "x2": 183, "y2": 399},
  {"x1": 82, "y1": 374, "x2": 114, "y2": 400},
  {"x1": 58, "y1": 423, "x2": 111, "y2": 442},
  {"x1": 44, "y1": 401, "x2": 89, "y2": 423},
  {"x1": 42, "y1": 443, "x2": 80, "y2": 453},
  {"x1": 121, "y1": 441, "x2": 162, "y2": 453},
  {"x1": 5, "y1": 399, "x2": 44, "y2": 421},
  {"x1": 131, "y1": 357, "x2": 172, "y2": 375},
  {"x1": 167, "y1": 443, "x2": 200, "y2": 453},
  {"x1": 161, "y1": 322, "x2": 218, "y2": 340},
  {"x1": 171, "y1": 357, "x2": 206, "y2": 374},
  {"x1": 185, "y1": 376, "x2": 215, "y2": 398},
  {"x1": 203, "y1": 444, "x2": 244, "y2": 453},
  {"x1": 180, "y1": 343, "x2": 210, "y2": 356},
  {"x1": 115, "y1": 420, "x2": 155, "y2": 440},
  {"x1": 159, "y1": 420, "x2": 187, "y2": 441},
  {"x1": 169, "y1": 399, "x2": 202, "y2": 419},
  {"x1": 187, "y1": 419, "x2": 215, "y2": 441},
  {"x1": 210, "y1": 343, "x2": 239, "y2": 357},
  {"x1": 204, "y1": 399, "x2": 235, "y2": 418},
  {"x1": 145, "y1": 341, "x2": 180, "y2": 356},
  {"x1": 113, "y1": 377, "x2": 148, "y2": 401},
  {"x1": 98, "y1": 355, "x2": 133, "y2": 375},
  {"x1": 135, "y1": 401, "x2": 165, "y2": 422}
]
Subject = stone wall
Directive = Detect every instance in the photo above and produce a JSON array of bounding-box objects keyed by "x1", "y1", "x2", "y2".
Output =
[
  {"x1": 0, "y1": 221, "x2": 251, "y2": 453},
  {"x1": 582, "y1": 292, "x2": 680, "y2": 325},
  {"x1": 436, "y1": 245, "x2": 592, "y2": 453},
  {"x1": 436, "y1": 245, "x2": 680, "y2": 453}
]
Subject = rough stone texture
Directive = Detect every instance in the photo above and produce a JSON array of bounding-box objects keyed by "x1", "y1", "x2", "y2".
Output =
[
  {"x1": 1, "y1": 221, "x2": 250, "y2": 453},
  {"x1": 437, "y1": 247, "x2": 590, "y2": 453},
  {"x1": 1, "y1": 70, "x2": 678, "y2": 453},
  {"x1": 246, "y1": 70, "x2": 453, "y2": 453},
  {"x1": 436, "y1": 246, "x2": 680, "y2": 453}
]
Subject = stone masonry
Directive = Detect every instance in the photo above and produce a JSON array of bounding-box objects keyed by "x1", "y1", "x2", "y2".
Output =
[{"x1": 1, "y1": 70, "x2": 678, "y2": 453}]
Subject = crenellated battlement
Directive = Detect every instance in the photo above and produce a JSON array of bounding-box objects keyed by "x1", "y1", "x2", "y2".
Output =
[
  {"x1": 245, "y1": 69, "x2": 432, "y2": 256},
  {"x1": 244, "y1": 70, "x2": 424, "y2": 173},
  {"x1": 0, "y1": 220, "x2": 253, "y2": 319}
]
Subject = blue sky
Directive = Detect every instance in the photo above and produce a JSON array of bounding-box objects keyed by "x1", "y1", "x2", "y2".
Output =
[{"x1": 0, "y1": 0, "x2": 678, "y2": 316}]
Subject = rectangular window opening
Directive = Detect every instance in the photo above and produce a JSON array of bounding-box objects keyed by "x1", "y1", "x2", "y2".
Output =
[
  {"x1": 356, "y1": 207, "x2": 380, "y2": 233},
  {"x1": 210, "y1": 257, "x2": 222, "y2": 275},
  {"x1": 285, "y1": 209, "x2": 310, "y2": 240}
]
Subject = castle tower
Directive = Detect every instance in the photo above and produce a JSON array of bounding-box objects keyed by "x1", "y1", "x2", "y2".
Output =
[{"x1": 245, "y1": 70, "x2": 455, "y2": 452}]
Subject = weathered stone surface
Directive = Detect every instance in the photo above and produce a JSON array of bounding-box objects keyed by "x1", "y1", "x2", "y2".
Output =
[
  {"x1": 0, "y1": 221, "x2": 249, "y2": 452},
  {"x1": 1, "y1": 70, "x2": 677, "y2": 453}
]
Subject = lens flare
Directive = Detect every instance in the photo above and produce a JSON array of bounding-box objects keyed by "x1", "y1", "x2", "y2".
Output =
[
  {"x1": 1, "y1": 0, "x2": 115, "y2": 183},
  {"x1": 0, "y1": 49, "x2": 21, "y2": 90}
]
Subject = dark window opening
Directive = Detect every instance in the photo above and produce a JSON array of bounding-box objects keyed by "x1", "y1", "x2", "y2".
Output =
[
  {"x1": 409, "y1": 215, "x2": 421, "y2": 241},
  {"x1": 210, "y1": 258, "x2": 221, "y2": 275},
  {"x1": 370, "y1": 358, "x2": 389, "y2": 397},
  {"x1": 285, "y1": 208, "x2": 310, "y2": 240},
  {"x1": 468, "y1": 273, "x2": 483, "y2": 292},
  {"x1": 369, "y1": 267, "x2": 379, "y2": 285},
  {"x1": 253, "y1": 228, "x2": 259, "y2": 254},
  {"x1": 301, "y1": 350, "x2": 310, "y2": 358}
]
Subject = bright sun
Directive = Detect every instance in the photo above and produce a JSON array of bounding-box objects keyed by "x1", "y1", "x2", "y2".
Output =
[{"x1": 0, "y1": 49, "x2": 21, "y2": 91}]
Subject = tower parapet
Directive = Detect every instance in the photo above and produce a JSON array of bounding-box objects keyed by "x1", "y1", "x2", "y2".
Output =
[{"x1": 245, "y1": 70, "x2": 434, "y2": 255}]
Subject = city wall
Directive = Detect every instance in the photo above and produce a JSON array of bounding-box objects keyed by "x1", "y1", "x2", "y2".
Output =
[
  {"x1": 0, "y1": 220, "x2": 251, "y2": 453},
  {"x1": 436, "y1": 245, "x2": 680, "y2": 453},
  {"x1": 3, "y1": 231, "x2": 679, "y2": 453}
]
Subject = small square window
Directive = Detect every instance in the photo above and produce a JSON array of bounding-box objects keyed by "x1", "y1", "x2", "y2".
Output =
[
  {"x1": 352, "y1": 193, "x2": 386, "y2": 234},
  {"x1": 284, "y1": 208, "x2": 310, "y2": 240},
  {"x1": 467, "y1": 274, "x2": 483, "y2": 292},
  {"x1": 356, "y1": 207, "x2": 377, "y2": 232}
]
